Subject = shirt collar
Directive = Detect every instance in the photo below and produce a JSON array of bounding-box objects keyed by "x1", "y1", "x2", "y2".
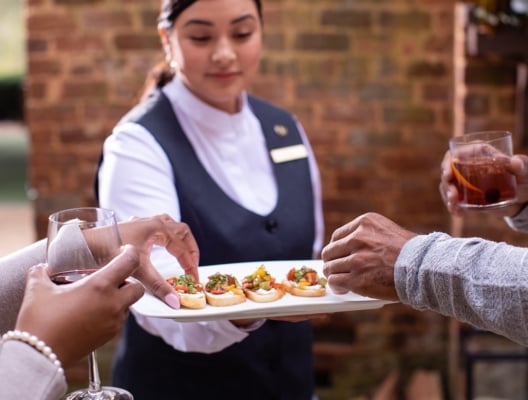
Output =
[{"x1": 162, "y1": 78, "x2": 250, "y2": 131}]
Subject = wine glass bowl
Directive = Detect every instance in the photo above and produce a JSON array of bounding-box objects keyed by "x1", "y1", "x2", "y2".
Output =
[
  {"x1": 46, "y1": 207, "x2": 134, "y2": 400},
  {"x1": 47, "y1": 207, "x2": 121, "y2": 273}
]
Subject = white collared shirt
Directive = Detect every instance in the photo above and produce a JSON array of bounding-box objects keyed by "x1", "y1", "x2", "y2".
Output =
[{"x1": 98, "y1": 78, "x2": 323, "y2": 353}]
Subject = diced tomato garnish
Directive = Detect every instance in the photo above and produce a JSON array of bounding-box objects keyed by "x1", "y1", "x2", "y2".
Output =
[
  {"x1": 305, "y1": 271, "x2": 317, "y2": 285},
  {"x1": 287, "y1": 268, "x2": 296, "y2": 281},
  {"x1": 271, "y1": 281, "x2": 283, "y2": 289},
  {"x1": 175, "y1": 284, "x2": 189, "y2": 293}
]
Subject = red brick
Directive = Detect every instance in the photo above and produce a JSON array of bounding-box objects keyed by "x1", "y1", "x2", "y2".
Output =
[
  {"x1": 379, "y1": 11, "x2": 431, "y2": 30},
  {"x1": 422, "y1": 83, "x2": 450, "y2": 102},
  {"x1": 81, "y1": 11, "x2": 133, "y2": 30},
  {"x1": 114, "y1": 34, "x2": 160, "y2": 50},
  {"x1": 27, "y1": 13, "x2": 76, "y2": 34},
  {"x1": 383, "y1": 107, "x2": 435, "y2": 125},
  {"x1": 25, "y1": 82, "x2": 47, "y2": 100},
  {"x1": 321, "y1": 10, "x2": 373, "y2": 30},
  {"x1": 62, "y1": 81, "x2": 108, "y2": 99},
  {"x1": 140, "y1": 9, "x2": 159, "y2": 28},
  {"x1": 28, "y1": 60, "x2": 61, "y2": 76},
  {"x1": 27, "y1": 38, "x2": 48, "y2": 53},
  {"x1": 294, "y1": 33, "x2": 349, "y2": 51},
  {"x1": 54, "y1": 0, "x2": 102, "y2": 4},
  {"x1": 407, "y1": 61, "x2": 447, "y2": 78},
  {"x1": 56, "y1": 36, "x2": 105, "y2": 52}
]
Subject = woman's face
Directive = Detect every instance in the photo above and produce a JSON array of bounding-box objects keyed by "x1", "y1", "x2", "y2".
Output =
[{"x1": 160, "y1": 0, "x2": 262, "y2": 113}]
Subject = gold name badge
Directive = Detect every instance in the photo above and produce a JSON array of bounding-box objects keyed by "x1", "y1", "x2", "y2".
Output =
[{"x1": 270, "y1": 144, "x2": 308, "y2": 164}]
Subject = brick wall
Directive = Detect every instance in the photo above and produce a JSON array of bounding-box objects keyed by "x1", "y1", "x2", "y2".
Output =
[
  {"x1": 24, "y1": 0, "x2": 525, "y2": 397},
  {"x1": 25, "y1": 0, "x2": 457, "y2": 238}
]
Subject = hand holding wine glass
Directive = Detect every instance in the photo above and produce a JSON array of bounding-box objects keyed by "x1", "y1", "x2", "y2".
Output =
[
  {"x1": 46, "y1": 207, "x2": 135, "y2": 400},
  {"x1": 15, "y1": 246, "x2": 144, "y2": 369}
]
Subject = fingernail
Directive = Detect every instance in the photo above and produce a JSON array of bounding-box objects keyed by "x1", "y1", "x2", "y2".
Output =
[{"x1": 164, "y1": 293, "x2": 180, "y2": 309}]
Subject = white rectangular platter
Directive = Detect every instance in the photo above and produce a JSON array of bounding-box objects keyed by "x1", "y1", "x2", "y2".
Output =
[{"x1": 132, "y1": 259, "x2": 394, "y2": 322}]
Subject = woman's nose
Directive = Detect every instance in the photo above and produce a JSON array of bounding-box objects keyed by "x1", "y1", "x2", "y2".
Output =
[{"x1": 211, "y1": 38, "x2": 236, "y2": 64}]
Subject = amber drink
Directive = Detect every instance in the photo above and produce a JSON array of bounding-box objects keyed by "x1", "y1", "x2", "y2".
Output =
[{"x1": 449, "y1": 131, "x2": 517, "y2": 209}]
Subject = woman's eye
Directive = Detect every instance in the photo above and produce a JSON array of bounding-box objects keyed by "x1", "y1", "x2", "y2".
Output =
[
  {"x1": 234, "y1": 31, "x2": 252, "y2": 40},
  {"x1": 190, "y1": 35, "x2": 211, "y2": 42}
]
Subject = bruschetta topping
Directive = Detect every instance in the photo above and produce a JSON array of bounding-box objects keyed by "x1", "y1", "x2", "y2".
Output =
[
  {"x1": 167, "y1": 274, "x2": 204, "y2": 294},
  {"x1": 286, "y1": 266, "x2": 327, "y2": 288},
  {"x1": 242, "y1": 265, "x2": 283, "y2": 292},
  {"x1": 205, "y1": 272, "x2": 244, "y2": 296}
]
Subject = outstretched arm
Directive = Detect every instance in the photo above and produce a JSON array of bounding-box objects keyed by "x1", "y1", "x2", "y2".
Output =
[
  {"x1": 0, "y1": 213, "x2": 200, "y2": 334},
  {"x1": 322, "y1": 212, "x2": 528, "y2": 347}
]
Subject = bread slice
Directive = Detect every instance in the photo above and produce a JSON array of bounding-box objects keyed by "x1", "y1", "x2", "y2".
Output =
[
  {"x1": 283, "y1": 280, "x2": 326, "y2": 297},
  {"x1": 205, "y1": 291, "x2": 246, "y2": 307},
  {"x1": 243, "y1": 287, "x2": 285, "y2": 303},
  {"x1": 179, "y1": 292, "x2": 207, "y2": 309}
]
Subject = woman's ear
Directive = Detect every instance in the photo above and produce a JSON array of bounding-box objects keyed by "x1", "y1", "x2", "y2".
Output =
[{"x1": 158, "y1": 27, "x2": 172, "y2": 61}]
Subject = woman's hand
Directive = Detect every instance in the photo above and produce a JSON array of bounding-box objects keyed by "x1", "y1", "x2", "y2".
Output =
[
  {"x1": 15, "y1": 245, "x2": 144, "y2": 368},
  {"x1": 85, "y1": 214, "x2": 200, "y2": 309}
]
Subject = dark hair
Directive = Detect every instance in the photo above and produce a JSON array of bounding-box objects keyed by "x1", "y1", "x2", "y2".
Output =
[
  {"x1": 158, "y1": 0, "x2": 263, "y2": 29},
  {"x1": 140, "y1": 0, "x2": 263, "y2": 100}
]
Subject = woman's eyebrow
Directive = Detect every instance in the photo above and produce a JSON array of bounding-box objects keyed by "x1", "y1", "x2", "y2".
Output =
[
  {"x1": 182, "y1": 14, "x2": 256, "y2": 28},
  {"x1": 231, "y1": 14, "x2": 256, "y2": 25},
  {"x1": 183, "y1": 19, "x2": 212, "y2": 27}
]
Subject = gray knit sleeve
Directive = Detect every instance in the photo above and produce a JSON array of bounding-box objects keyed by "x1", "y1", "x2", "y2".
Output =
[
  {"x1": 395, "y1": 232, "x2": 528, "y2": 346},
  {"x1": 0, "y1": 240, "x2": 47, "y2": 335},
  {"x1": 0, "y1": 225, "x2": 94, "y2": 335}
]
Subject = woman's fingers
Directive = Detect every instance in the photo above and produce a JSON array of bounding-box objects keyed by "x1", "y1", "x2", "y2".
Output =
[{"x1": 132, "y1": 259, "x2": 181, "y2": 309}]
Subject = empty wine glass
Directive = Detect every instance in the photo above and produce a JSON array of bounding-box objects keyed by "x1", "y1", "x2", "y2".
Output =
[{"x1": 47, "y1": 207, "x2": 133, "y2": 400}]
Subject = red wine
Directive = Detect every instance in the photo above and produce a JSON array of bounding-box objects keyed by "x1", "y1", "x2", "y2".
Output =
[{"x1": 50, "y1": 269, "x2": 97, "y2": 285}]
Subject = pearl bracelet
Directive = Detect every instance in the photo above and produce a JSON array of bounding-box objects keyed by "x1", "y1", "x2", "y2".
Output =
[{"x1": 1, "y1": 330, "x2": 64, "y2": 375}]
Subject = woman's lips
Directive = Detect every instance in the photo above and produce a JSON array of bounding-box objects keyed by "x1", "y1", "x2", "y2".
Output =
[{"x1": 207, "y1": 71, "x2": 241, "y2": 80}]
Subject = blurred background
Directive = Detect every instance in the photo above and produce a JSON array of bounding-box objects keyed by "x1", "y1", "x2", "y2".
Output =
[
  {"x1": 0, "y1": 0, "x2": 33, "y2": 255},
  {"x1": 2, "y1": 0, "x2": 528, "y2": 399}
]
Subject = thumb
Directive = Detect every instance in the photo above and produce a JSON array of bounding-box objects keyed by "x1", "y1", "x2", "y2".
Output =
[
  {"x1": 24, "y1": 263, "x2": 54, "y2": 292},
  {"x1": 16, "y1": 263, "x2": 58, "y2": 333},
  {"x1": 326, "y1": 275, "x2": 351, "y2": 295},
  {"x1": 511, "y1": 155, "x2": 528, "y2": 176}
]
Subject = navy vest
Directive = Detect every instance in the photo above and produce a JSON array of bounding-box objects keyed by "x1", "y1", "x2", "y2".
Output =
[{"x1": 103, "y1": 91, "x2": 316, "y2": 400}]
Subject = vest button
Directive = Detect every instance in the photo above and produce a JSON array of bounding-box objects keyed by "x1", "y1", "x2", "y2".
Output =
[{"x1": 266, "y1": 219, "x2": 278, "y2": 233}]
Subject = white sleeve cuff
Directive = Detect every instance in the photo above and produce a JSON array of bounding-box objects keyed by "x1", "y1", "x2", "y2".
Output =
[{"x1": 132, "y1": 311, "x2": 255, "y2": 353}]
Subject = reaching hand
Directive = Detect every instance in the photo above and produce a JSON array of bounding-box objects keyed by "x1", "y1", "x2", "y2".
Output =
[
  {"x1": 86, "y1": 214, "x2": 200, "y2": 309},
  {"x1": 321, "y1": 212, "x2": 416, "y2": 301}
]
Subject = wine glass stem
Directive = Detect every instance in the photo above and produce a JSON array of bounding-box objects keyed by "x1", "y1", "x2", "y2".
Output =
[{"x1": 88, "y1": 351, "x2": 103, "y2": 396}]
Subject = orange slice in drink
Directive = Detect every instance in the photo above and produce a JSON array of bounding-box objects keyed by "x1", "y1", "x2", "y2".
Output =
[{"x1": 450, "y1": 160, "x2": 483, "y2": 193}]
